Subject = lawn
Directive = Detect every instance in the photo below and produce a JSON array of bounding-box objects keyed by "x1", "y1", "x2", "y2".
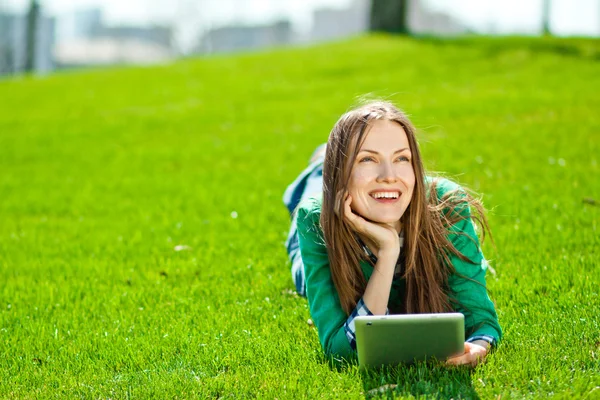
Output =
[{"x1": 0, "y1": 35, "x2": 599, "y2": 398}]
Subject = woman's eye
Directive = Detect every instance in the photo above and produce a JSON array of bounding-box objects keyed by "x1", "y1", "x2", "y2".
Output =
[
  {"x1": 359, "y1": 157, "x2": 374, "y2": 163},
  {"x1": 396, "y1": 156, "x2": 410, "y2": 162}
]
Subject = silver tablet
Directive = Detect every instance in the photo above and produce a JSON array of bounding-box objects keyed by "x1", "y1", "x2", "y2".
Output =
[{"x1": 355, "y1": 313, "x2": 464, "y2": 369}]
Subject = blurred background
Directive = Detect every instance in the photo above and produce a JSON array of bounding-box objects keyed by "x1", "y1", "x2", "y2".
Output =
[{"x1": 1, "y1": 0, "x2": 599, "y2": 76}]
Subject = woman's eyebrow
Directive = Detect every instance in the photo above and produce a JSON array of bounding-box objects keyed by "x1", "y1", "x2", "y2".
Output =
[{"x1": 360, "y1": 148, "x2": 411, "y2": 154}]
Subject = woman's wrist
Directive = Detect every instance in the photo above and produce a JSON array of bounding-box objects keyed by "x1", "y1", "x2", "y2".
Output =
[
  {"x1": 469, "y1": 339, "x2": 491, "y2": 351},
  {"x1": 369, "y1": 247, "x2": 399, "y2": 277},
  {"x1": 377, "y1": 246, "x2": 400, "y2": 266}
]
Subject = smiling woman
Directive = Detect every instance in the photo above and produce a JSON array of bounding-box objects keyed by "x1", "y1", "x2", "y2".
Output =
[{"x1": 283, "y1": 100, "x2": 501, "y2": 366}]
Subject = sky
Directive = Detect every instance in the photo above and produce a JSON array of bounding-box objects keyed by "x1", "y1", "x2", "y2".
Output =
[
  {"x1": 426, "y1": 0, "x2": 600, "y2": 35},
  {"x1": 2, "y1": 0, "x2": 599, "y2": 52}
]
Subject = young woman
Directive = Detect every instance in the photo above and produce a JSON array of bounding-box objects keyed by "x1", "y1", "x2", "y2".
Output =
[{"x1": 283, "y1": 101, "x2": 501, "y2": 366}]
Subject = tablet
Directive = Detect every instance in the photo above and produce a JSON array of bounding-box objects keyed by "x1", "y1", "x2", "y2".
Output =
[{"x1": 355, "y1": 313, "x2": 464, "y2": 369}]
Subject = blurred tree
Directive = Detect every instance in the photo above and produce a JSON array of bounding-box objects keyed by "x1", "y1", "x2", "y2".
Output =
[
  {"x1": 370, "y1": 0, "x2": 409, "y2": 34},
  {"x1": 25, "y1": 0, "x2": 40, "y2": 73},
  {"x1": 542, "y1": 0, "x2": 552, "y2": 36}
]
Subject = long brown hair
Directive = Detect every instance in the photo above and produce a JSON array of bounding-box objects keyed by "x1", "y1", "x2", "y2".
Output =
[{"x1": 320, "y1": 100, "x2": 490, "y2": 315}]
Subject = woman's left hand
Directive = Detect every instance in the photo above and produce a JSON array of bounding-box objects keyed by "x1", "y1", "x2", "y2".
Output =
[{"x1": 446, "y1": 342, "x2": 488, "y2": 367}]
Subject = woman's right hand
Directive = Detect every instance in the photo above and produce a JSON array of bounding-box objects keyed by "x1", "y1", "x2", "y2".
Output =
[{"x1": 343, "y1": 194, "x2": 400, "y2": 259}]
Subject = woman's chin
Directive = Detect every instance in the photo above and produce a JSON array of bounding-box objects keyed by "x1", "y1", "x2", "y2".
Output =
[{"x1": 366, "y1": 216, "x2": 401, "y2": 226}]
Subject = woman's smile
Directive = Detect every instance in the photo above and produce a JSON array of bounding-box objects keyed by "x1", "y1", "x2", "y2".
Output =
[{"x1": 369, "y1": 190, "x2": 401, "y2": 203}]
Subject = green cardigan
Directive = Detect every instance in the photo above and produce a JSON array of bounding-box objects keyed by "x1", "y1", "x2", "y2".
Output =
[{"x1": 295, "y1": 177, "x2": 502, "y2": 359}]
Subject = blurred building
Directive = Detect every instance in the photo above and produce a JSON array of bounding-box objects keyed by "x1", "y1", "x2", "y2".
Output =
[
  {"x1": 57, "y1": 8, "x2": 102, "y2": 40},
  {"x1": 310, "y1": 0, "x2": 370, "y2": 42},
  {"x1": 408, "y1": 0, "x2": 469, "y2": 35},
  {"x1": 54, "y1": 38, "x2": 173, "y2": 67},
  {"x1": 0, "y1": 11, "x2": 55, "y2": 75},
  {"x1": 195, "y1": 20, "x2": 292, "y2": 54},
  {"x1": 95, "y1": 25, "x2": 172, "y2": 49},
  {"x1": 53, "y1": 8, "x2": 174, "y2": 68}
]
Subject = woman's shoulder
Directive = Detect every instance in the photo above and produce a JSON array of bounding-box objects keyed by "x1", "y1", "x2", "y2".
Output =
[
  {"x1": 425, "y1": 176, "x2": 474, "y2": 222},
  {"x1": 295, "y1": 194, "x2": 324, "y2": 235},
  {"x1": 425, "y1": 176, "x2": 464, "y2": 198},
  {"x1": 296, "y1": 193, "x2": 323, "y2": 218},
  {"x1": 295, "y1": 194, "x2": 326, "y2": 248}
]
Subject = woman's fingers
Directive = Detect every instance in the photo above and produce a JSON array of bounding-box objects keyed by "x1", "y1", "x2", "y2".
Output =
[
  {"x1": 344, "y1": 195, "x2": 372, "y2": 235},
  {"x1": 446, "y1": 353, "x2": 473, "y2": 366},
  {"x1": 446, "y1": 343, "x2": 469, "y2": 365},
  {"x1": 446, "y1": 342, "x2": 487, "y2": 367},
  {"x1": 343, "y1": 194, "x2": 361, "y2": 228},
  {"x1": 343, "y1": 194, "x2": 400, "y2": 254}
]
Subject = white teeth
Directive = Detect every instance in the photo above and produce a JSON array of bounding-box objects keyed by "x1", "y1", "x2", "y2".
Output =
[{"x1": 371, "y1": 192, "x2": 400, "y2": 199}]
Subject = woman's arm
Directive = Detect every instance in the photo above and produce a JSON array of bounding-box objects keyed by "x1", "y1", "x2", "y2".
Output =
[
  {"x1": 361, "y1": 250, "x2": 397, "y2": 314},
  {"x1": 446, "y1": 212, "x2": 502, "y2": 345},
  {"x1": 296, "y1": 200, "x2": 354, "y2": 359},
  {"x1": 296, "y1": 196, "x2": 399, "y2": 359},
  {"x1": 436, "y1": 180, "x2": 501, "y2": 366},
  {"x1": 343, "y1": 194, "x2": 400, "y2": 315}
]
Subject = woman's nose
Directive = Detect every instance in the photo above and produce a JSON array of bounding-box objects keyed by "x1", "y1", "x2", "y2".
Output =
[{"x1": 377, "y1": 162, "x2": 397, "y2": 183}]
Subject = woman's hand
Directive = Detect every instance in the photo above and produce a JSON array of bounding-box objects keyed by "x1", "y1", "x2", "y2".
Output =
[
  {"x1": 343, "y1": 194, "x2": 400, "y2": 258},
  {"x1": 345, "y1": 193, "x2": 400, "y2": 314},
  {"x1": 446, "y1": 342, "x2": 489, "y2": 367}
]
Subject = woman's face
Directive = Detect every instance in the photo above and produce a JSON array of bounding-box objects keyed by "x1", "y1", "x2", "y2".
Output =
[{"x1": 347, "y1": 119, "x2": 416, "y2": 232}]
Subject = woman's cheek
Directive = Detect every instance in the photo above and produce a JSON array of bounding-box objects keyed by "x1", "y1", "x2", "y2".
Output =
[
  {"x1": 349, "y1": 189, "x2": 369, "y2": 215},
  {"x1": 408, "y1": 165, "x2": 416, "y2": 182},
  {"x1": 353, "y1": 169, "x2": 374, "y2": 186}
]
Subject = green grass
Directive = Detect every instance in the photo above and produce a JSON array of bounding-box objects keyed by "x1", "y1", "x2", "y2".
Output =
[{"x1": 0, "y1": 34, "x2": 599, "y2": 398}]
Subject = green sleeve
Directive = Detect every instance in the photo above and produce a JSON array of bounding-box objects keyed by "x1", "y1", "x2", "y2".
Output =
[
  {"x1": 295, "y1": 197, "x2": 355, "y2": 360},
  {"x1": 437, "y1": 179, "x2": 503, "y2": 343}
]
